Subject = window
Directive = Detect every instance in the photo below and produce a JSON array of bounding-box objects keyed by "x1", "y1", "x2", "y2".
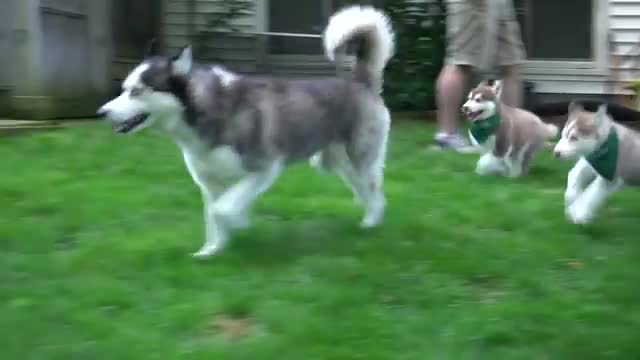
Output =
[
  {"x1": 515, "y1": 0, "x2": 593, "y2": 61},
  {"x1": 268, "y1": 0, "x2": 378, "y2": 54}
]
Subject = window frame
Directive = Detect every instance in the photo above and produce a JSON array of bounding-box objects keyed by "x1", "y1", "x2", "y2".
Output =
[
  {"x1": 257, "y1": 0, "x2": 379, "y2": 55},
  {"x1": 518, "y1": 0, "x2": 609, "y2": 74}
]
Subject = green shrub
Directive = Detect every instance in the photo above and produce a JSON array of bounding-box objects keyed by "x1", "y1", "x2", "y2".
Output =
[{"x1": 383, "y1": 0, "x2": 446, "y2": 111}]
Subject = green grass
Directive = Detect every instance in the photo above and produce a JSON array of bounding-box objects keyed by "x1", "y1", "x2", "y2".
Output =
[{"x1": 2, "y1": 121, "x2": 640, "y2": 359}]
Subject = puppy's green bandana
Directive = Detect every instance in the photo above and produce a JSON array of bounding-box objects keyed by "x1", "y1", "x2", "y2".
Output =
[
  {"x1": 586, "y1": 128, "x2": 619, "y2": 181},
  {"x1": 469, "y1": 113, "x2": 500, "y2": 144}
]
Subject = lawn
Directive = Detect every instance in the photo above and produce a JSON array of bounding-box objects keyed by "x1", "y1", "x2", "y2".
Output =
[{"x1": 2, "y1": 121, "x2": 640, "y2": 359}]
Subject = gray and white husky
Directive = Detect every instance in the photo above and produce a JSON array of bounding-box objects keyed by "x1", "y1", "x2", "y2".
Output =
[
  {"x1": 96, "y1": 6, "x2": 395, "y2": 258},
  {"x1": 462, "y1": 80, "x2": 558, "y2": 178},
  {"x1": 553, "y1": 102, "x2": 640, "y2": 224}
]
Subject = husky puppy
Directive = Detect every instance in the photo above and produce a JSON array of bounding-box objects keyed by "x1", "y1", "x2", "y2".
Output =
[
  {"x1": 96, "y1": 6, "x2": 395, "y2": 258},
  {"x1": 553, "y1": 102, "x2": 640, "y2": 224},
  {"x1": 461, "y1": 80, "x2": 559, "y2": 177}
]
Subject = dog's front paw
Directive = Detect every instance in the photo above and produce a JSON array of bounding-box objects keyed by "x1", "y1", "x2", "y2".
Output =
[
  {"x1": 360, "y1": 216, "x2": 381, "y2": 229},
  {"x1": 475, "y1": 154, "x2": 505, "y2": 176},
  {"x1": 505, "y1": 169, "x2": 523, "y2": 178},
  {"x1": 564, "y1": 189, "x2": 579, "y2": 208},
  {"x1": 193, "y1": 245, "x2": 221, "y2": 259},
  {"x1": 565, "y1": 204, "x2": 593, "y2": 225}
]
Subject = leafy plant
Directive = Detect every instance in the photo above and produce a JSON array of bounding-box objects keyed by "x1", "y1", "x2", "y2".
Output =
[
  {"x1": 193, "y1": 0, "x2": 255, "y2": 61},
  {"x1": 383, "y1": 0, "x2": 446, "y2": 111}
]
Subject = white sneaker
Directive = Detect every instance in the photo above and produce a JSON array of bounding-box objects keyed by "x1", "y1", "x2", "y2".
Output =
[{"x1": 434, "y1": 132, "x2": 479, "y2": 153}]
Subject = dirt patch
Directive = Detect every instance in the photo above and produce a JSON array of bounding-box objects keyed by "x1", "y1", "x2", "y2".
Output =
[{"x1": 210, "y1": 313, "x2": 258, "y2": 341}]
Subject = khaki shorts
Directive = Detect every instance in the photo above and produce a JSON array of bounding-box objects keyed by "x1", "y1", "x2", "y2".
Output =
[{"x1": 444, "y1": 0, "x2": 526, "y2": 70}]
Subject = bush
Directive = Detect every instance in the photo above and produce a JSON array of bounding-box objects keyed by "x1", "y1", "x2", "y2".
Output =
[{"x1": 383, "y1": 0, "x2": 446, "y2": 111}]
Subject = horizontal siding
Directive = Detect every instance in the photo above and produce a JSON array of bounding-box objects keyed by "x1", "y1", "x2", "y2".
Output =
[
  {"x1": 526, "y1": 0, "x2": 640, "y2": 95},
  {"x1": 161, "y1": 0, "x2": 344, "y2": 77},
  {"x1": 162, "y1": 0, "x2": 259, "y2": 72},
  {"x1": 609, "y1": 0, "x2": 640, "y2": 92}
]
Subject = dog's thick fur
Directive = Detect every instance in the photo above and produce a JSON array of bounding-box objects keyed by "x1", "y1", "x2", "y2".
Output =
[
  {"x1": 97, "y1": 6, "x2": 395, "y2": 257},
  {"x1": 462, "y1": 80, "x2": 558, "y2": 177},
  {"x1": 554, "y1": 102, "x2": 640, "y2": 224}
]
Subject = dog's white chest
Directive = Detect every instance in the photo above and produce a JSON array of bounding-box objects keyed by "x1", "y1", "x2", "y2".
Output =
[
  {"x1": 182, "y1": 145, "x2": 247, "y2": 185},
  {"x1": 468, "y1": 131, "x2": 496, "y2": 152}
]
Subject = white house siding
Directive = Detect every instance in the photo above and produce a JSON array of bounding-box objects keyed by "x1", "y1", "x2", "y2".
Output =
[
  {"x1": 526, "y1": 0, "x2": 640, "y2": 96},
  {"x1": 608, "y1": 0, "x2": 640, "y2": 94}
]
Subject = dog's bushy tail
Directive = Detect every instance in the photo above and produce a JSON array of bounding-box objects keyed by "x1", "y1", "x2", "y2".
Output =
[{"x1": 324, "y1": 6, "x2": 395, "y2": 93}]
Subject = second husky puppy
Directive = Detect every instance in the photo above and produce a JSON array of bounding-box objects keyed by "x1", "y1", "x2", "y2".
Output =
[{"x1": 553, "y1": 102, "x2": 640, "y2": 224}]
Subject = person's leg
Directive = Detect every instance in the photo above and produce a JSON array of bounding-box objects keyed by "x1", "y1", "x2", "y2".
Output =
[
  {"x1": 434, "y1": 1, "x2": 480, "y2": 151},
  {"x1": 435, "y1": 64, "x2": 471, "y2": 135},
  {"x1": 498, "y1": 64, "x2": 523, "y2": 108},
  {"x1": 496, "y1": 0, "x2": 527, "y2": 108}
]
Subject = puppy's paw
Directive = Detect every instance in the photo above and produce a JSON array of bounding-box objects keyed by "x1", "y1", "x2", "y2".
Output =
[
  {"x1": 564, "y1": 190, "x2": 579, "y2": 208},
  {"x1": 565, "y1": 204, "x2": 593, "y2": 225}
]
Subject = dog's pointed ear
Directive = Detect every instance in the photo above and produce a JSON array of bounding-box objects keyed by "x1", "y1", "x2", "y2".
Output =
[
  {"x1": 145, "y1": 38, "x2": 160, "y2": 58},
  {"x1": 172, "y1": 46, "x2": 193, "y2": 76},
  {"x1": 568, "y1": 100, "x2": 583, "y2": 114},
  {"x1": 594, "y1": 103, "x2": 609, "y2": 126},
  {"x1": 492, "y1": 80, "x2": 503, "y2": 99},
  {"x1": 597, "y1": 103, "x2": 608, "y2": 115}
]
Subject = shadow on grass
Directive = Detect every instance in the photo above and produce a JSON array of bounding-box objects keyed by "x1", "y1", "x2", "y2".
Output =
[{"x1": 221, "y1": 217, "x2": 370, "y2": 266}]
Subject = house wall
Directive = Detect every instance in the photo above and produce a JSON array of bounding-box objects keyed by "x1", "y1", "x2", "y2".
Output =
[
  {"x1": 161, "y1": 0, "x2": 346, "y2": 77},
  {"x1": 608, "y1": 0, "x2": 640, "y2": 94},
  {"x1": 519, "y1": 0, "x2": 640, "y2": 98},
  {"x1": 0, "y1": 0, "x2": 15, "y2": 89},
  {"x1": 0, "y1": 0, "x2": 112, "y2": 119},
  {"x1": 162, "y1": 0, "x2": 261, "y2": 73}
]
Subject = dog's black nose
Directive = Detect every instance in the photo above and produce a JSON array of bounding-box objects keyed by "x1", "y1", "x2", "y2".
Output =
[
  {"x1": 96, "y1": 108, "x2": 109, "y2": 118},
  {"x1": 554, "y1": 151, "x2": 561, "y2": 159},
  {"x1": 461, "y1": 105, "x2": 469, "y2": 113}
]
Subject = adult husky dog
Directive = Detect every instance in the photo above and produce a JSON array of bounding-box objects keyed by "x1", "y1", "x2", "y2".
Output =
[{"x1": 96, "y1": 6, "x2": 395, "y2": 258}]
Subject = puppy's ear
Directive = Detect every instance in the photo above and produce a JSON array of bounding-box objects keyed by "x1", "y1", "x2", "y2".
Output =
[
  {"x1": 597, "y1": 103, "x2": 608, "y2": 115},
  {"x1": 144, "y1": 38, "x2": 160, "y2": 59},
  {"x1": 594, "y1": 103, "x2": 609, "y2": 126},
  {"x1": 568, "y1": 100, "x2": 583, "y2": 114},
  {"x1": 492, "y1": 80, "x2": 503, "y2": 99},
  {"x1": 172, "y1": 46, "x2": 193, "y2": 76}
]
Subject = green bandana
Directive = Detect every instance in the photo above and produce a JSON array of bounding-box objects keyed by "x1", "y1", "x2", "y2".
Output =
[
  {"x1": 469, "y1": 114, "x2": 500, "y2": 144},
  {"x1": 586, "y1": 128, "x2": 619, "y2": 181}
]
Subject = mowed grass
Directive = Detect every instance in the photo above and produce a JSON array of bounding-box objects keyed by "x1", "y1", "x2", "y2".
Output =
[{"x1": 2, "y1": 121, "x2": 640, "y2": 359}]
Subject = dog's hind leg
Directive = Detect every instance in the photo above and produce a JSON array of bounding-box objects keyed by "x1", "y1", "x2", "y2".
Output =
[
  {"x1": 520, "y1": 143, "x2": 542, "y2": 176},
  {"x1": 344, "y1": 105, "x2": 389, "y2": 228},
  {"x1": 505, "y1": 144, "x2": 531, "y2": 178},
  {"x1": 309, "y1": 146, "x2": 343, "y2": 174}
]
